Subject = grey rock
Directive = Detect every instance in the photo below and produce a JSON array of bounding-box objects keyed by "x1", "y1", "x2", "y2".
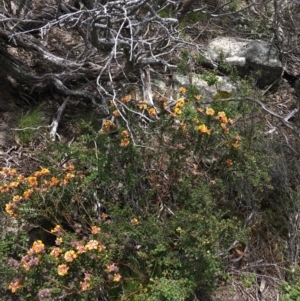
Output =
[{"x1": 206, "y1": 36, "x2": 283, "y2": 87}]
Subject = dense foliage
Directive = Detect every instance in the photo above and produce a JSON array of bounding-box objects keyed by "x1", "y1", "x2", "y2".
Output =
[{"x1": 1, "y1": 0, "x2": 300, "y2": 300}]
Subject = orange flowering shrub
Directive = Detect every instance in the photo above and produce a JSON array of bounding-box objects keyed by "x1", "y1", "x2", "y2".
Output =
[{"x1": 1, "y1": 85, "x2": 271, "y2": 300}]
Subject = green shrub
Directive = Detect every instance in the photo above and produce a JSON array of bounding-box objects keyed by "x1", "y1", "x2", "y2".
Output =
[{"x1": 1, "y1": 87, "x2": 277, "y2": 300}]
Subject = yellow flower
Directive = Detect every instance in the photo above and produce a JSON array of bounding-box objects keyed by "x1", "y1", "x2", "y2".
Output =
[
  {"x1": 205, "y1": 108, "x2": 215, "y2": 116},
  {"x1": 64, "y1": 250, "x2": 77, "y2": 262},
  {"x1": 148, "y1": 107, "x2": 157, "y2": 117},
  {"x1": 55, "y1": 237, "x2": 63, "y2": 246},
  {"x1": 113, "y1": 273, "x2": 122, "y2": 282},
  {"x1": 49, "y1": 177, "x2": 59, "y2": 187},
  {"x1": 197, "y1": 107, "x2": 203, "y2": 113},
  {"x1": 227, "y1": 118, "x2": 234, "y2": 125},
  {"x1": 232, "y1": 141, "x2": 239, "y2": 148},
  {"x1": 174, "y1": 107, "x2": 182, "y2": 116},
  {"x1": 176, "y1": 98, "x2": 185, "y2": 108},
  {"x1": 63, "y1": 173, "x2": 75, "y2": 185},
  {"x1": 112, "y1": 110, "x2": 120, "y2": 117},
  {"x1": 13, "y1": 195, "x2": 22, "y2": 202},
  {"x1": 222, "y1": 127, "x2": 229, "y2": 134},
  {"x1": 27, "y1": 176, "x2": 38, "y2": 187},
  {"x1": 50, "y1": 247, "x2": 62, "y2": 259},
  {"x1": 63, "y1": 164, "x2": 75, "y2": 171},
  {"x1": 8, "y1": 280, "x2": 22, "y2": 293},
  {"x1": 194, "y1": 94, "x2": 201, "y2": 100},
  {"x1": 121, "y1": 130, "x2": 130, "y2": 138},
  {"x1": 76, "y1": 243, "x2": 86, "y2": 254},
  {"x1": 23, "y1": 189, "x2": 34, "y2": 199},
  {"x1": 217, "y1": 111, "x2": 226, "y2": 119},
  {"x1": 179, "y1": 87, "x2": 187, "y2": 94},
  {"x1": 51, "y1": 225, "x2": 62, "y2": 235},
  {"x1": 131, "y1": 217, "x2": 139, "y2": 225},
  {"x1": 91, "y1": 226, "x2": 101, "y2": 234},
  {"x1": 198, "y1": 124, "x2": 211, "y2": 135},
  {"x1": 34, "y1": 168, "x2": 50, "y2": 177},
  {"x1": 121, "y1": 95, "x2": 131, "y2": 104},
  {"x1": 138, "y1": 102, "x2": 147, "y2": 110},
  {"x1": 9, "y1": 181, "x2": 19, "y2": 189},
  {"x1": 5, "y1": 202, "x2": 18, "y2": 217},
  {"x1": 226, "y1": 159, "x2": 233, "y2": 166},
  {"x1": 102, "y1": 120, "x2": 116, "y2": 133},
  {"x1": 31, "y1": 240, "x2": 45, "y2": 254},
  {"x1": 121, "y1": 138, "x2": 130, "y2": 147},
  {"x1": 57, "y1": 264, "x2": 69, "y2": 276},
  {"x1": 85, "y1": 240, "x2": 99, "y2": 251},
  {"x1": 80, "y1": 281, "x2": 91, "y2": 291}
]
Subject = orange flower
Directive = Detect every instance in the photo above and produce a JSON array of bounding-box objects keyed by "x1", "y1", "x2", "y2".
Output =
[
  {"x1": 179, "y1": 87, "x2": 187, "y2": 94},
  {"x1": 227, "y1": 118, "x2": 234, "y2": 125},
  {"x1": 57, "y1": 264, "x2": 69, "y2": 276},
  {"x1": 80, "y1": 280, "x2": 91, "y2": 291},
  {"x1": 64, "y1": 250, "x2": 77, "y2": 262},
  {"x1": 85, "y1": 240, "x2": 99, "y2": 251},
  {"x1": 138, "y1": 102, "x2": 147, "y2": 110},
  {"x1": 102, "y1": 120, "x2": 116, "y2": 133},
  {"x1": 113, "y1": 273, "x2": 122, "y2": 282},
  {"x1": 76, "y1": 243, "x2": 86, "y2": 254},
  {"x1": 63, "y1": 164, "x2": 75, "y2": 171},
  {"x1": 112, "y1": 110, "x2": 120, "y2": 117},
  {"x1": 174, "y1": 107, "x2": 182, "y2": 116},
  {"x1": 5, "y1": 202, "x2": 18, "y2": 216},
  {"x1": 131, "y1": 217, "x2": 139, "y2": 225},
  {"x1": 50, "y1": 247, "x2": 62, "y2": 259},
  {"x1": 13, "y1": 195, "x2": 22, "y2": 202},
  {"x1": 121, "y1": 130, "x2": 130, "y2": 138},
  {"x1": 27, "y1": 176, "x2": 38, "y2": 187},
  {"x1": 121, "y1": 138, "x2": 130, "y2": 147},
  {"x1": 91, "y1": 226, "x2": 101, "y2": 234},
  {"x1": 55, "y1": 237, "x2": 63, "y2": 246},
  {"x1": 51, "y1": 225, "x2": 63, "y2": 235},
  {"x1": 121, "y1": 95, "x2": 131, "y2": 104},
  {"x1": 31, "y1": 240, "x2": 45, "y2": 254},
  {"x1": 205, "y1": 108, "x2": 215, "y2": 116},
  {"x1": 226, "y1": 159, "x2": 233, "y2": 166},
  {"x1": 148, "y1": 107, "x2": 157, "y2": 117},
  {"x1": 232, "y1": 141, "x2": 239, "y2": 148},
  {"x1": 34, "y1": 168, "x2": 50, "y2": 177},
  {"x1": 63, "y1": 173, "x2": 75, "y2": 185},
  {"x1": 8, "y1": 280, "x2": 22, "y2": 293},
  {"x1": 23, "y1": 189, "x2": 34, "y2": 199},
  {"x1": 176, "y1": 98, "x2": 185, "y2": 108},
  {"x1": 49, "y1": 177, "x2": 59, "y2": 187},
  {"x1": 217, "y1": 111, "x2": 226, "y2": 119},
  {"x1": 9, "y1": 181, "x2": 20, "y2": 189},
  {"x1": 198, "y1": 124, "x2": 211, "y2": 135}
]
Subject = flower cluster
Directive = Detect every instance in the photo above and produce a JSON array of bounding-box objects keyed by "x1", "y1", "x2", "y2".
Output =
[
  {"x1": 232, "y1": 135, "x2": 241, "y2": 148},
  {"x1": 101, "y1": 120, "x2": 116, "y2": 133},
  {"x1": 198, "y1": 124, "x2": 211, "y2": 135},
  {"x1": 3, "y1": 167, "x2": 76, "y2": 217},
  {"x1": 120, "y1": 130, "x2": 130, "y2": 147},
  {"x1": 80, "y1": 273, "x2": 91, "y2": 291},
  {"x1": 179, "y1": 86, "x2": 187, "y2": 94},
  {"x1": 173, "y1": 98, "x2": 185, "y2": 116},
  {"x1": 138, "y1": 101, "x2": 148, "y2": 110},
  {"x1": 148, "y1": 107, "x2": 157, "y2": 117},
  {"x1": 8, "y1": 279, "x2": 22, "y2": 293},
  {"x1": 216, "y1": 111, "x2": 233, "y2": 134},
  {"x1": 57, "y1": 263, "x2": 69, "y2": 276}
]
